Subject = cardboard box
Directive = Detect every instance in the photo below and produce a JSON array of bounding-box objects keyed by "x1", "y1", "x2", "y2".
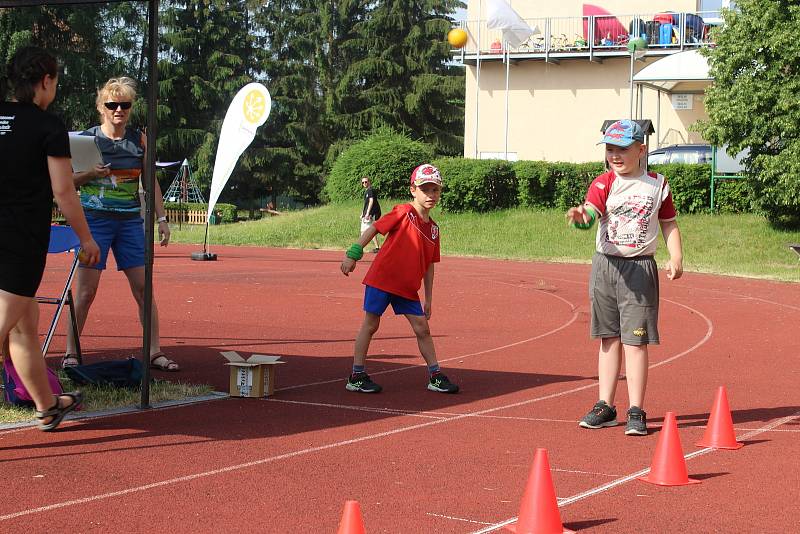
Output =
[{"x1": 221, "y1": 351, "x2": 285, "y2": 398}]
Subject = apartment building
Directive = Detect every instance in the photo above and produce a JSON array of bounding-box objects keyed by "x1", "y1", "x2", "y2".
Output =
[{"x1": 457, "y1": 1, "x2": 732, "y2": 162}]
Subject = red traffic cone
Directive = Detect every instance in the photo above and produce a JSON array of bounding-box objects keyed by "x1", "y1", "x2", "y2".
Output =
[
  {"x1": 639, "y1": 411, "x2": 701, "y2": 486},
  {"x1": 696, "y1": 386, "x2": 743, "y2": 450},
  {"x1": 337, "y1": 500, "x2": 366, "y2": 534},
  {"x1": 505, "y1": 448, "x2": 575, "y2": 534}
]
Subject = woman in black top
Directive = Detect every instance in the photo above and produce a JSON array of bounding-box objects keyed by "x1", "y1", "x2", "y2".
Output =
[{"x1": 0, "y1": 47, "x2": 100, "y2": 431}]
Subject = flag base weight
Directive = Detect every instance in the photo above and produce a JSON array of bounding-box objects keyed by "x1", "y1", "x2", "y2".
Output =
[{"x1": 191, "y1": 251, "x2": 217, "y2": 261}]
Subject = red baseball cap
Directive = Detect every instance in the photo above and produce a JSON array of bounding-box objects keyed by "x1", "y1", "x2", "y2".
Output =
[{"x1": 410, "y1": 164, "x2": 442, "y2": 187}]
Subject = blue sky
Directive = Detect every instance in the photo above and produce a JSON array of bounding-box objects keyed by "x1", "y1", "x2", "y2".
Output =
[{"x1": 454, "y1": 7, "x2": 466, "y2": 21}]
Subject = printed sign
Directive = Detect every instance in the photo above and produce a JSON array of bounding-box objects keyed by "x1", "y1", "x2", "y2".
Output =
[{"x1": 671, "y1": 94, "x2": 693, "y2": 110}]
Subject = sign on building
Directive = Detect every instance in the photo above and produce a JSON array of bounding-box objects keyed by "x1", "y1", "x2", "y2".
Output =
[{"x1": 671, "y1": 93, "x2": 693, "y2": 110}]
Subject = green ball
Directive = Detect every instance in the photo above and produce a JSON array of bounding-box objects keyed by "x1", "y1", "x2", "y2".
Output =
[{"x1": 627, "y1": 36, "x2": 648, "y2": 53}]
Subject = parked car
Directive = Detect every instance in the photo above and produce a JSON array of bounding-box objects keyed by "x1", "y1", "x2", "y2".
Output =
[{"x1": 648, "y1": 144, "x2": 712, "y2": 165}]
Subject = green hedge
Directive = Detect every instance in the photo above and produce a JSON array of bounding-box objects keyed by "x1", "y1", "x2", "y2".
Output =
[
  {"x1": 325, "y1": 147, "x2": 747, "y2": 214},
  {"x1": 164, "y1": 202, "x2": 238, "y2": 223},
  {"x1": 431, "y1": 158, "x2": 517, "y2": 212},
  {"x1": 324, "y1": 130, "x2": 435, "y2": 202}
]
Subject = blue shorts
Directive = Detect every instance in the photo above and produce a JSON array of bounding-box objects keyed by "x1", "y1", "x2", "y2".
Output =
[
  {"x1": 363, "y1": 285, "x2": 423, "y2": 316},
  {"x1": 83, "y1": 215, "x2": 145, "y2": 271}
]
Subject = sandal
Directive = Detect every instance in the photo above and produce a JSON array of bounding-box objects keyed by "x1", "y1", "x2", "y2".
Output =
[
  {"x1": 61, "y1": 355, "x2": 80, "y2": 368},
  {"x1": 150, "y1": 353, "x2": 180, "y2": 372},
  {"x1": 35, "y1": 391, "x2": 84, "y2": 432}
]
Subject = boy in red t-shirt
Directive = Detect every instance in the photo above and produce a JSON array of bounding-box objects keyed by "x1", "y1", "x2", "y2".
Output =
[{"x1": 340, "y1": 164, "x2": 459, "y2": 394}]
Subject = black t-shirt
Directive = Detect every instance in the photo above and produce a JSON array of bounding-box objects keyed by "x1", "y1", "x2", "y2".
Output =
[
  {"x1": 362, "y1": 186, "x2": 381, "y2": 218},
  {"x1": 0, "y1": 101, "x2": 71, "y2": 261}
]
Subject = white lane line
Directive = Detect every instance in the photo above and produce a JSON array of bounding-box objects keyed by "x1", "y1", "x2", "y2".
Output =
[
  {"x1": 269, "y1": 399, "x2": 581, "y2": 425},
  {"x1": 268, "y1": 398, "x2": 448, "y2": 420},
  {"x1": 277, "y1": 308, "x2": 581, "y2": 392},
  {"x1": 469, "y1": 412, "x2": 800, "y2": 533},
  {"x1": 426, "y1": 513, "x2": 494, "y2": 525},
  {"x1": 552, "y1": 468, "x2": 621, "y2": 478}
]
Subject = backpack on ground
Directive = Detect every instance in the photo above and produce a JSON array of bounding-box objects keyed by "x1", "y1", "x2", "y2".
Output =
[
  {"x1": 2, "y1": 358, "x2": 64, "y2": 408},
  {"x1": 63, "y1": 358, "x2": 143, "y2": 389}
]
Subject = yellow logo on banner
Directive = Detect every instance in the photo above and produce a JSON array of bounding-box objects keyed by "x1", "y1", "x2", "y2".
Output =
[{"x1": 242, "y1": 90, "x2": 267, "y2": 124}]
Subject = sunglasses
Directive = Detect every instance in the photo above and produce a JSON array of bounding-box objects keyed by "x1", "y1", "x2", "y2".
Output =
[{"x1": 104, "y1": 101, "x2": 132, "y2": 111}]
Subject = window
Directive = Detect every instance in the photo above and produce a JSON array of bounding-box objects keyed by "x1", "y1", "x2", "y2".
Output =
[
  {"x1": 648, "y1": 151, "x2": 668, "y2": 165},
  {"x1": 699, "y1": 0, "x2": 736, "y2": 11}
]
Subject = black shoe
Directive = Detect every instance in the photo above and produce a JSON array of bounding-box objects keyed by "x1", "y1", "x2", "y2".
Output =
[
  {"x1": 625, "y1": 406, "x2": 648, "y2": 435},
  {"x1": 428, "y1": 372, "x2": 459, "y2": 393},
  {"x1": 346, "y1": 372, "x2": 382, "y2": 393},
  {"x1": 579, "y1": 400, "x2": 618, "y2": 429}
]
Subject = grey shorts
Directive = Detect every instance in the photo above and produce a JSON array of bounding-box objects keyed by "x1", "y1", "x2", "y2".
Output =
[{"x1": 589, "y1": 252, "x2": 660, "y2": 345}]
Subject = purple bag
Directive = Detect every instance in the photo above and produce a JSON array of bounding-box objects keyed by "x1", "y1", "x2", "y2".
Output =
[{"x1": 2, "y1": 358, "x2": 63, "y2": 407}]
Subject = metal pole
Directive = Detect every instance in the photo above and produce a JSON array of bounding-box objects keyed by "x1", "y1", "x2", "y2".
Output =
[
  {"x1": 504, "y1": 41, "x2": 510, "y2": 160},
  {"x1": 629, "y1": 52, "x2": 635, "y2": 120},
  {"x1": 140, "y1": 0, "x2": 159, "y2": 409},
  {"x1": 474, "y1": 0, "x2": 482, "y2": 159},
  {"x1": 656, "y1": 89, "x2": 662, "y2": 148}
]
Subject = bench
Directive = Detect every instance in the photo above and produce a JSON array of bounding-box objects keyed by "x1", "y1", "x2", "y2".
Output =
[{"x1": 789, "y1": 243, "x2": 800, "y2": 259}]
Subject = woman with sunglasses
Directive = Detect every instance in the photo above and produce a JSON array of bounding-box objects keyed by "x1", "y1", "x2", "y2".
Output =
[
  {"x1": 66, "y1": 77, "x2": 179, "y2": 372},
  {"x1": 1, "y1": 46, "x2": 100, "y2": 430}
]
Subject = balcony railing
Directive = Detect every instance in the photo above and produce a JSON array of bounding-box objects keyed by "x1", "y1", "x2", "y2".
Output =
[{"x1": 456, "y1": 11, "x2": 721, "y2": 60}]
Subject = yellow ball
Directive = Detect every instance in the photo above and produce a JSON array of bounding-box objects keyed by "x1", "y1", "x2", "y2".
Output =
[{"x1": 448, "y1": 28, "x2": 468, "y2": 49}]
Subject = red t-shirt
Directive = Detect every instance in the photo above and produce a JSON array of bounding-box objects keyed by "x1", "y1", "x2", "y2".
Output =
[{"x1": 362, "y1": 203, "x2": 441, "y2": 301}]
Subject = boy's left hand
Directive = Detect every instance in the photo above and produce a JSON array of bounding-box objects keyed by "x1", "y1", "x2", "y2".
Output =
[
  {"x1": 665, "y1": 258, "x2": 683, "y2": 280},
  {"x1": 424, "y1": 301, "x2": 432, "y2": 319},
  {"x1": 341, "y1": 257, "x2": 356, "y2": 276}
]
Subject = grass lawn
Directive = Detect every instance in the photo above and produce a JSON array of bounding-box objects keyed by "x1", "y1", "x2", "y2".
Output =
[
  {"x1": 171, "y1": 201, "x2": 800, "y2": 282},
  {"x1": 0, "y1": 373, "x2": 215, "y2": 426}
]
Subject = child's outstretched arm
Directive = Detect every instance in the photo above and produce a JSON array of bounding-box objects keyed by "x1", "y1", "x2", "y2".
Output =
[
  {"x1": 660, "y1": 219, "x2": 684, "y2": 280},
  {"x1": 341, "y1": 225, "x2": 380, "y2": 276},
  {"x1": 566, "y1": 203, "x2": 597, "y2": 229},
  {"x1": 422, "y1": 263, "x2": 434, "y2": 319}
]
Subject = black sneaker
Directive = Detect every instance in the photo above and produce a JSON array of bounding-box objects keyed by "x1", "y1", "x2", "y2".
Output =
[
  {"x1": 625, "y1": 406, "x2": 648, "y2": 435},
  {"x1": 579, "y1": 400, "x2": 618, "y2": 428},
  {"x1": 428, "y1": 372, "x2": 459, "y2": 393},
  {"x1": 346, "y1": 372, "x2": 382, "y2": 393}
]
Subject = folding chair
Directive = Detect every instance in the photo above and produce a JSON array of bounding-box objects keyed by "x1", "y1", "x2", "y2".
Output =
[{"x1": 37, "y1": 225, "x2": 83, "y2": 364}]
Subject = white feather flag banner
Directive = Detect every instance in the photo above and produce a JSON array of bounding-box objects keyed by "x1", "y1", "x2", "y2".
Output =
[
  {"x1": 206, "y1": 82, "x2": 272, "y2": 220},
  {"x1": 486, "y1": 0, "x2": 540, "y2": 48}
]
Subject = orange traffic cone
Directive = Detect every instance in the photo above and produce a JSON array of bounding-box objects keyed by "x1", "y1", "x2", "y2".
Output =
[
  {"x1": 696, "y1": 386, "x2": 743, "y2": 450},
  {"x1": 337, "y1": 500, "x2": 366, "y2": 534},
  {"x1": 505, "y1": 448, "x2": 575, "y2": 533},
  {"x1": 639, "y1": 411, "x2": 701, "y2": 486}
]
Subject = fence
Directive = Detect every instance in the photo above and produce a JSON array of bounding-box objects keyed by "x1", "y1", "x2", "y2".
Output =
[{"x1": 52, "y1": 207, "x2": 209, "y2": 225}]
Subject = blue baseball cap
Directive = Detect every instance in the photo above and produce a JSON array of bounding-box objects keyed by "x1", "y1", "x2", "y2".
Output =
[{"x1": 599, "y1": 120, "x2": 645, "y2": 147}]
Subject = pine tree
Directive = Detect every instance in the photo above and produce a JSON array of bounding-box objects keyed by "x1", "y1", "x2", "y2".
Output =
[
  {"x1": 339, "y1": 0, "x2": 465, "y2": 155},
  {"x1": 157, "y1": 0, "x2": 255, "y2": 191}
]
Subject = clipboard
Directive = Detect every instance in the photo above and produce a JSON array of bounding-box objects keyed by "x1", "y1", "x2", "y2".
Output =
[{"x1": 68, "y1": 133, "x2": 104, "y2": 172}]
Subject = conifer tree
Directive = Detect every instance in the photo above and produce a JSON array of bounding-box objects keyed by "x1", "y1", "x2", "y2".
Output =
[{"x1": 339, "y1": 0, "x2": 465, "y2": 155}]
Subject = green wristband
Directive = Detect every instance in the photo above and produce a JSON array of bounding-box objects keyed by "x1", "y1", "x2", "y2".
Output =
[
  {"x1": 572, "y1": 207, "x2": 597, "y2": 230},
  {"x1": 346, "y1": 243, "x2": 364, "y2": 261}
]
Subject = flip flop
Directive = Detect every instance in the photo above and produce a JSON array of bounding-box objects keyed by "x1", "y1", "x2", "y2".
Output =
[
  {"x1": 36, "y1": 392, "x2": 84, "y2": 432},
  {"x1": 150, "y1": 354, "x2": 180, "y2": 372}
]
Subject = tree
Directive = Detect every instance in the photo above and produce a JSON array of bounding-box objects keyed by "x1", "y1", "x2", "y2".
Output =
[
  {"x1": 338, "y1": 0, "x2": 465, "y2": 156},
  {"x1": 700, "y1": 0, "x2": 800, "y2": 227},
  {"x1": 0, "y1": 4, "x2": 121, "y2": 130}
]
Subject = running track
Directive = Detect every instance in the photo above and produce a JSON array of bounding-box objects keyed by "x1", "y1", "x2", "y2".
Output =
[{"x1": 1, "y1": 244, "x2": 798, "y2": 533}]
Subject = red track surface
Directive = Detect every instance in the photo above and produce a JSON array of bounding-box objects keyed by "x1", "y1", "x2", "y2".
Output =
[{"x1": 2, "y1": 244, "x2": 798, "y2": 533}]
